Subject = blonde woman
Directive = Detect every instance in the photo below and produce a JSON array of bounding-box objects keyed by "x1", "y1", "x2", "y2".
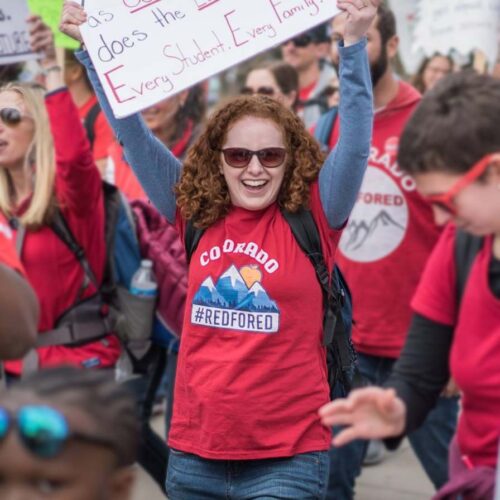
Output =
[{"x1": 0, "y1": 17, "x2": 120, "y2": 376}]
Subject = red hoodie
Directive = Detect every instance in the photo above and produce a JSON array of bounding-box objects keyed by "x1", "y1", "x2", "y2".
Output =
[
  {"x1": 5, "y1": 89, "x2": 120, "y2": 374},
  {"x1": 330, "y1": 81, "x2": 440, "y2": 358}
]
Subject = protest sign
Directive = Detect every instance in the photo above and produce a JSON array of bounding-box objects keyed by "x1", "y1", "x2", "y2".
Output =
[
  {"x1": 413, "y1": 0, "x2": 500, "y2": 69},
  {"x1": 28, "y1": 0, "x2": 80, "y2": 50},
  {"x1": 0, "y1": 0, "x2": 37, "y2": 65},
  {"x1": 80, "y1": 0, "x2": 340, "y2": 118}
]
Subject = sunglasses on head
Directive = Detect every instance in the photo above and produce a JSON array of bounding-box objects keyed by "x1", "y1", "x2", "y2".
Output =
[
  {"x1": 219, "y1": 147, "x2": 286, "y2": 168},
  {"x1": 240, "y1": 86, "x2": 276, "y2": 96},
  {"x1": 0, "y1": 108, "x2": 32, "y2": 127},
  {"x1": 0, "y1": 405, "x2": 115, "y2": 459},
  {"x1": 425, "y1": 153, "x2": 498, "y2": 216}
]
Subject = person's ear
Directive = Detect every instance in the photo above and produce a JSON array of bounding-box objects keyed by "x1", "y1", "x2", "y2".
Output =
[
  {"x1": 283, "y1": 90, "x2": 297, "y2": 110},
  {"x1": 488, "y1": 154, "x2": 500, "y2": 184},
  {"x1": 386, "y1": 35, "x2": 399, "y2": 59},
  {"x1": 108, "y1": 466, "x2": 136, "y2": 500}
]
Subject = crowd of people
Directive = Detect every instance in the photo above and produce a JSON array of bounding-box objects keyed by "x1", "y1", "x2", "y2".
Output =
[{"x1": 0, "y1": 0, "x2": 498, "y2": 498}]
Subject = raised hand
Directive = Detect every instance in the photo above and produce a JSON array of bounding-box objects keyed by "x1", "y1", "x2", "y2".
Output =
[
  {"x1": 59, "y1": 1, "x2": 88, "y2": 44},
  {"x1": 336, "y1": 0, "x2": 381, "y2": 46},
  {"x1": 27, "y1": 15, "x2": 57, "y2": 67},
  {"x1": 318, "y1": 386, "x2": 406, "y2": 447}
]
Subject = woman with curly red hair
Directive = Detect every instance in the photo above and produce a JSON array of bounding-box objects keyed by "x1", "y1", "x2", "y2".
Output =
[{"x1": 62, "y1": 0, "x2": 378, "y2": 497}]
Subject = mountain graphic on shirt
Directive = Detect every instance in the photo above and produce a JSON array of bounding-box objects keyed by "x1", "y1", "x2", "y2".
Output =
[
  {"x1": 193, "y1": 265, "x2": 279, "y2": 313},
  {"x1": 236, "y1": 282, "x2": 278, "y2": 312},
  {"x1": 193, "y1": 277, "x2": 229, "y2": 308},
  {"x1": 215, "y1": 265, "x2": 249, "y2": 307},
  {"x1": 342, "y1": 210, "x2": 405, "y2": 252}
]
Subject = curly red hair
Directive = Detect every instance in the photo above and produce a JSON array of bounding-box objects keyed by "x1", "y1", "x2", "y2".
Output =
[{"x1": 175, "y1": 95, "x2": 325, "y2": 228}]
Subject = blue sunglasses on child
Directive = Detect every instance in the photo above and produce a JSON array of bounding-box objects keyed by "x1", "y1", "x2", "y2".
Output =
[{"x1": 0, "y1": 405, "x2": 115, "y2": 458}]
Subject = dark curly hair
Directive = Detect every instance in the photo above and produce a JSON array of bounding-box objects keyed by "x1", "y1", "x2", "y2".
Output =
[{"x1": 176, "y1": 95, "x2": 325, "y2": 228}]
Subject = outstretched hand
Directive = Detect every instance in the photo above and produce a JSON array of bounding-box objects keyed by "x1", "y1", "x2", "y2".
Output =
[
  {"x1": 336, "y1": 0, "x2": 381, "y2": 46},
  {"x1": 60, "y1": 1, "x2": 88, "y2": 44},
  {"x1": 318, "y1": 387, "x2": 406, "y2": 447}
]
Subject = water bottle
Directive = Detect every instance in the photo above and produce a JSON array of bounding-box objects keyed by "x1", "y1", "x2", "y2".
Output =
[{"x1": 130, "y1": 259, "x2": 158, "y2": 297}]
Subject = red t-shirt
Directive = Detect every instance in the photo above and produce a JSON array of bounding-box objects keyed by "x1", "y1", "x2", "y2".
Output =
[
  {"x1": 412, "y1": 225, "x2": 500, "y2": 468},
  {"x1": 108, "y1": 141, "x2": 147, "y2": 201},
  {"x1": 78, "y1": 95, "x2": 114, "y2": 162},
  {"x1": 333, "y1": 82, "x2": 441, "y2": 358},
  {"x1": 0, "y1": 217, "x2": 22, "y2": 274},
  {"x1": 4, "y1": 90, "x2": 120, "y2": 374},
  {"x1": 168, "y1": 183, "x2": 341, "y2": 459}
]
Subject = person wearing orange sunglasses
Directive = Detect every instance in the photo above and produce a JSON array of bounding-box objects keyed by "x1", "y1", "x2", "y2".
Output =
[{"x1": 320, "y1": 70, "x2": 500, "y2": 500}]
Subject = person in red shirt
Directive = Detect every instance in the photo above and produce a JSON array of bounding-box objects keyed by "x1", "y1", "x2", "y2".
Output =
[
  {"x1": 64, "y1": 50, "x2": 115, "y2": 175},
  {"x1": 281, "y1": 23, "x2": 337, "y2": 128},
  {"x1": 0, "y1": 216, "x2": 38, "y2": 359},
  {"x1": 107, "y1": 84, "x2": 206, "y2": 201},
  {"x1": 0, "y1": 17, "x2": 120, "y2": 375},
  {"x1": 320, "y1": 69, "x2": 500, "y2": 500},
  {"x1": 61, "y1": 0, "x2": 377, "y2": 497},
  {"x1": 324, "y1": 5, "x2": 458, "y2": 498}
]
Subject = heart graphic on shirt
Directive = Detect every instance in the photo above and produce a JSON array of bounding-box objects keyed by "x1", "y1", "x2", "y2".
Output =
[{"x1": 239, "y1": 265, "x2": 262, "y2": 289}]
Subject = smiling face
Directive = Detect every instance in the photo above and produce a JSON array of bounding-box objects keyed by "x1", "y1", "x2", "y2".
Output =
[
  {"x1": 0, "y1": 91, "x2": 35, "y2": 171},
  {"x1": 414, "y1": 165, "x2": 500, "y2": 235},
  {"x1": 220, "y1": 116, "x2": 287, "y2": 211}
]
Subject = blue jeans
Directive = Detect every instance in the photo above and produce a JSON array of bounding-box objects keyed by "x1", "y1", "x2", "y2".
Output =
[
  {"x1": 327, "y1": 352, "x2": 459, "y2": 499},
  {"x1": 166, "y1": 449, "x2": 330, "y2": 499}
]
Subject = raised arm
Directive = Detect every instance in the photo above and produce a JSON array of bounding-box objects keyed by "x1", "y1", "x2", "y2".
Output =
[
  {"x1": 319, "y1": 1, "x2": 377, "y2": 228},
  {"x1": 76, "y1": 51, "x2": 180, "y2": 222},
  {"x1": 29, "y1": 16, "x2": 101, "y2": 217},
  {"x1": 60, "y1": 1, "x2": 181, "y2": 222}
]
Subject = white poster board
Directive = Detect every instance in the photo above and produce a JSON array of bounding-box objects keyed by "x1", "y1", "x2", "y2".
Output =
[
  {"x1": 413, "y1": 0, "x2": 500, "y2": 69},
  {"x1": 81, "y1": 0, "x2": 340, "y2": 118},
  {"x1": 0, "y1": 0, "x2": 38, "y2": 64},
  {"x1": 387, "y1": 0, "x2": 423, "y2": 74}
]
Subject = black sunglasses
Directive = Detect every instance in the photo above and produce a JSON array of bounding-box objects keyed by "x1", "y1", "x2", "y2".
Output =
[
  {"x1": 0, "y1": 108, "x2": 31, "y2": 127},
  {"x1": 240, "y1": 86, "x2": 276, "y2": 96},
  {"x1": 322, "y1": 85, "x2": 339, "y2": 97},
  {"x1": 283, "y1": 34, "x2": 314, "y2": 48},
  {"x1": 219, "y1": 147, "x2": 286, "y2": 168},
  {"x1": 0, "y1": 405, "x2": 115, "y2": 458}
]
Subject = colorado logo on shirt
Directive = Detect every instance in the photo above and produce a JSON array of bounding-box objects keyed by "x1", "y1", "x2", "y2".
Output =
[
  {"x1": 339, "y1": 166, "x2": 409, "y2": 263},
  {"x1": 190, "y1": 264, "x2": 280, "y2": 333}
]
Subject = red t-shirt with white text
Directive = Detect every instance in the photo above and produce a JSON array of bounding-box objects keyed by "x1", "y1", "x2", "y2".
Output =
[
  {"x1": 333, "y1": 82, "x2": 440, "y2": 358},
  {"x1": 169, "y1": 182, "x2": 341, "y2": 459},
  {"x1": 412, "y1": 225, "x2": 500, "y2": 468}
]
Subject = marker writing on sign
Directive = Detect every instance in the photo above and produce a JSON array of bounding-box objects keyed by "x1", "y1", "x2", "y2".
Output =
[
  {"x1": 123, "y1": 0, "x2": 163, "y2": 15},
  {"x1": 103, "y1": 65, "x2": 174, "y2": 103},
  {"x1": 163, "y1": 31, "x2": 226, "y2": 76},
  {"x1": 269, "y1": 0, "x2": 321, "y2": 23}
]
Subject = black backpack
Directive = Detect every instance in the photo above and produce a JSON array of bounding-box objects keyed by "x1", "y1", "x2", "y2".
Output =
[
  {"x1": 83, "y1": 101, "x2": 102, "y2": 149},
  {"x1": 454, "y1": 229, "x2": 484, "y2": 302},
  {"x1": 185, "y1": 208, "x2": 360, "y2": 396}
]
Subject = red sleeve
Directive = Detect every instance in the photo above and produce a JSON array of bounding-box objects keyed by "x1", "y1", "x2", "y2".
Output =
[
  {"x1": 0, "y1": 220, "x2": 24, "y2": 275},
  {"x1": 92, "y1": 112, "x2": 115, "y2": 161},
  {"x1": 411, "y1": 224, "x2": 457, "y2": 326},
  {"x1": 46, "y1": 89, "x2": 102, "y2": 217}
]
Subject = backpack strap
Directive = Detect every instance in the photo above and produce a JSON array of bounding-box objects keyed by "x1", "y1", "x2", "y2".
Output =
[
  {"x1": 454, "y1": 228, "x2": 484, "y2": 304},
  {"x1": 51, "y1": 210, "x2": 99, "y2": 292},
  {"x1": 184, "y1": 219, "x2": 205, "y2": 264},
  {"x1": 281, "y1": 208, "x2": 338, "y2": 346},
  {"x1": 313, "y1": 106, "x2": 338, "y2": 152},
  {"x1": 83, "y1": 100, "x2": 101, "y2": 149}
]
